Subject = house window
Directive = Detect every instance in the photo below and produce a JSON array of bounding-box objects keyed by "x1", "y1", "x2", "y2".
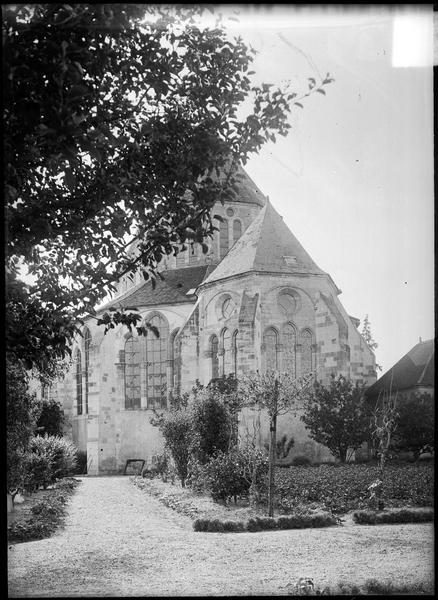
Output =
[
  {"x1": 282, "y1": 323, "x2": 296, "y2": 378},
  {"x1": 219, "y1": 219, "x2": 229, "y2": 259},
  {"x1": 210, "y1": 335, "x2": 219, "y2": 379},
  {"x1": 75, "y1": 349, "x2": 83, "y2": 415},
  {"x1": 84, "y1": 327, "x2": 91, "y2": 414},
  {"x1": 146, "y1": 314, "x2": 169, "y2": 408},
  {"x1": 171, "y1": 330, "x2": 181, "y2": 393},
  {"x1": 301, "y1": 329, "x2": 313, "y2": 375},
  {"x1": 263, "y1": 328, "x2": 278, "y2": 371},
  {"x1": 278, "y1": 291, "x2": 297, "y2": 315},
  {"x1": 125, "y1": 336, "x2": 141, "y2": 409},
  {"x1": 233, "y1": 219, "x2": 242, "y2": 243}
]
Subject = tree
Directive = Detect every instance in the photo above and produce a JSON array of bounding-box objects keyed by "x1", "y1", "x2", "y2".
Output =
[
  {"x1": 391, "y1": 393, "x2": 434, "y2": 461},
  {"x1": 6, "y1": 358, "x2": 41, "y2": 494},
  {"x1": 301, "y1": 375, "x2": 371, "y2": 464},
  {"x1": 238, "y1": 370, "x2": 313, "y2": 517},
  {"x1": 361, "y1": 315, "x2": 382, "y2": 371},
  {"x1": 371, "y1": 390, "x2": 399, "y2": 473},
  {"x1": 191, "y1": 387, "x2": 233, "y2": 464},
  {"x1": 4, "y1": 4, "x2": 333, "y2": 374},
  {"x1": 36, "y1": 397, "x2": 66, "y2": 437},
  {"x1": 150, "y1": 396, "x2": 193, "y2": 487}
]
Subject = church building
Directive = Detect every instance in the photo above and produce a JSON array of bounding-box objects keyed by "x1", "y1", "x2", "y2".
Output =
[{"x1": 54, "y1": 167, "x2": 377, "y2": 474}]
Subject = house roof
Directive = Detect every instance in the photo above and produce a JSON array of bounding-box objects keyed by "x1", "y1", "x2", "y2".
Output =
[
  {"x1": 98, "y1": 265, "x2": 211, "y2": 311},
  {"x1": 366, "y1": 338, "x2": 435, "y2": 397},
  {"x1": 212, "y1": 164, "x2": 266, "y2": 207},
  {"x1": 200, "y1": 199, "x2": 325, "y2": 286}
]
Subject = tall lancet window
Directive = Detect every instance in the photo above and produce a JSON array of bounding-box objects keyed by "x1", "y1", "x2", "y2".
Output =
[
  {"x1": 124, "y1": 336, "x2": 141, "y2": 409},
  {"x1": 83, "y1": 327, "x2": 91, "y2": 414},
  {"x1": 282, "y1": 323, "x2": 297, "y2": 379},
  {"x1": 219, "y1": 219, "x2": 229, "y2": 259},
  {"x1": 75, "y1": 349, "x2": 83, "y2": 415},
  {"x1": 301, "y1": 329, "x2": 313, "y2": 375},
  {"x1": 232, "y1": 330, "x2": 239, "y2": 375},
  {"x1": 222, "y1": 328, "x2": 232, "y2": 375},
  {"x1": 262, "y1": 327, "x2": 278, "y2": 372},
  {"x1": 146, "y1": 314, "x2": 169, "y2": 408},
  {"x1": 233, "y1": 219, "x2": 242, "y2": 244},
  {"x1": 210, "y1": 335, "x2": 219, "y2": 379}
]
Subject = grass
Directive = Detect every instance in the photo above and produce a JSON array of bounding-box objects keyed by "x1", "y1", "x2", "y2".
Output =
[
  {"x1": 287, "y1": 577, "x2": 434, "y2": 595},
  {"x1": 7, "y1": 477, "x2": 81, "y2": 543}
]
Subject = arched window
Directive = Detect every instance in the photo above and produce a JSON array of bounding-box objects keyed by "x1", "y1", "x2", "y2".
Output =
[
  {"x1": 222, "y1": 328, "x2": 232, "y2": 376},
  {"x1": 232, "y1": 330, "x2": 239, "y2": 375},
  {"x1": 210, "y1": 335, "x2": 219, "y2": 379},
  {"x1": 282, "y1": 323, "x2": 296, "y2": 379},
  {"x1": 263, "y1": 327, "x2": 278, "y2": 372},
  {"x1": 219, "y1": 219, "x2": 229, "y2": 259},
  {"x1": 83, "y1": 327, "x2": 91, "y2": 414},
  {"x1": 146, "y1": 314, "x2": 169, "y2": 408},
  {"x1": 301, "y1": 329, "x2": 313, "y2": 375},
  {"x1": 233, "y1": 219, "x2": 242, "y2": 244},
  {"x1": 75, "y1": 349, "x2": 83, "y2": 415},
  {"x1": 125, "y1": 336, "x2": 141, "y2": 409}
]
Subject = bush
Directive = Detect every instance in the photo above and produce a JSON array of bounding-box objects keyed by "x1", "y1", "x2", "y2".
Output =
[
  {"x1": 22, "y1": 451, "x2": 53, "y2": 492},
  {"x1": 29, "y1": 435, "x2": 78, "y2": 481},
  {"x1": 292, "y1": 455, "x2": 312, "y2": 466},
  {"x1": 36, "y1": 398, "x2": 65, "y2": 437},
  {"x1": 75, "y1": 450, "x2": 87, "y2": 474},
  {"x1": 206, "y1": 447, "x2": 268, "y2": 504},
  {"x1": 193, "y1": 518, "x2": 245, "y2": 533},
  {"x1": 353, "y1": 507, "x2": 434, "y2": 525}
]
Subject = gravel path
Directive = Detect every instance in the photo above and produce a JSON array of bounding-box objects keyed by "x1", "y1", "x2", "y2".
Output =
[{"x1": 8, "y1": 476, "x2": 434, "y2": 597}]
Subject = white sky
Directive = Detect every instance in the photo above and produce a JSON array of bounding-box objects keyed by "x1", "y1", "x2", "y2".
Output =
[{"x1": 210, "y1": 4, "x2": 434, "y2": 374}]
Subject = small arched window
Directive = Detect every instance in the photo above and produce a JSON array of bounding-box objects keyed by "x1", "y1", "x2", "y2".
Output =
[
  {"x1": 263, "y1": 327, "x2": 278, "y2": 372},
  {"x1": 210, "y1": 335, "x2": 219, "y2": 379},
  {"x1": 125, "y1": 336, "x2": 141, "y2": 409},
  {"x1": 301, "y1": 329, "x2": 313, "y2": 375},
  {"x1": 219, "y1": 219, "x2": 229, "y2": 259},
  {"x1": 83, "y1": 327, "x2": 91, "y2": 414},
  {"x1": 75, "y1": 349, "x2": 83, "y2": 415},
  {"x1": 170, "y1": 330, "x2": 181, "y2": 394},
  {"x1": 233, "y1": 219, "x2": 242, "y2": 243}
]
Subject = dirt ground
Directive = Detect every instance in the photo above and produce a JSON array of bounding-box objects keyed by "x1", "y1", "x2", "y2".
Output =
[{"x1": 8, "y1": 476, "x2": 434, "y2": 597}]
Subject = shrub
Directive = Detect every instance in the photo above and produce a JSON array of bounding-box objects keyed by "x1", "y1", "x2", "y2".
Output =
[
  {"x1": 186, "y1": 458, "x2": 212, "y2": 494},
  {"x1": 75, "y1": 450, "x2": 87, "y2": 474},
  {"x1": 193, "y1": 518, "x2": 210, "y2": 532},
  {"x1": 193, "y1": 518, "x2": 245, "y2": 533},
  {"x1": 353, "y1": 507, "x2": 434, "y2": 525},
  {"x1": 206, "y1": 447, "x2": 268, "y2": 504},
  {"x1": 22, "y1": 451, "x2": 53, "y2": 492},
  {"x1": 291, "y1": 455, "x2": 312, "y2": 466},
  {"x1": 191, "y1": 391, "x2": 233, "y2": 464},
  {"x1": 29, "y1": 435, "x2": 78, "y2": 481},
  {"x1": 35, "y1": 398, "x2": 65, "y2": 437}
]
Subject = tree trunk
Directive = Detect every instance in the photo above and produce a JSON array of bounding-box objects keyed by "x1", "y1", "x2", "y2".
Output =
[{"x1": 267, "y1": 413, "x2": 277, "y2": 517}]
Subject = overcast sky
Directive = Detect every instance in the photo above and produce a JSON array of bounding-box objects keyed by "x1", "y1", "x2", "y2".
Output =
[{"x1": 210, "y1": 4, "x2": 434, "y2": 374}]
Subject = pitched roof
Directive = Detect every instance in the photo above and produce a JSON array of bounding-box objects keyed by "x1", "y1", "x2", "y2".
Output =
[
  {"x1": 366, "y1": 339, "x2": 435, "y2": 397},
  {"x1": 98, "y1": 265, "x2": 210, "y2": 311},
  {"x1": 200, "y1": 199, "x2": 325, "y2": 286}
]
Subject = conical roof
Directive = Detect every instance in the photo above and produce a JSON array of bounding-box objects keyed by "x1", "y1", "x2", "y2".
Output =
[
  {"x1": 201, "y1": 200, "x2": 324, "y2": 285},
  {"x1": 214, "y1": 164, "x2": 266, "y2": 207}
]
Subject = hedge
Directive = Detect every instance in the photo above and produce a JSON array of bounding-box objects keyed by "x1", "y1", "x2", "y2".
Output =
[
  {"x1": 193, "y1": 510, "x2": 337, "y2": 532},
  {"x1": 353, "y1": 507, "x2": 434, "y2": 525}
]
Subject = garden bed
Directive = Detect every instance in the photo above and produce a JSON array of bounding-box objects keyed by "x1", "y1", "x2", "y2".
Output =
[{"x1": 8, "y1": 477, "x2": 81, "y2": 543}]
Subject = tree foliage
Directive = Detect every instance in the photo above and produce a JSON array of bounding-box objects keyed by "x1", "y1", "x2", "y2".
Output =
[
  {"x1": 301, "y1": 375, "x2": 371, "y2": 463},
  {"x1": 6, "y1": 358, "x2": 41, "y2": 491},
  {"x1": 191, "y1": 388, "x2": 233, "y2": 464},
  {"x1": 4, "y1": 3, "x2": 333, "y2": 374},
  {"x1": 391, "y1": 393, "x2": 434, "y2": 460},
  {"x1": 36, "y1": 397, "x2": 66, "y2": 437}
]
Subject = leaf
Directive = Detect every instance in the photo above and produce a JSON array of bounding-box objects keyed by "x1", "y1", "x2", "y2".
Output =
[
  {"x1": 316, "y1": 89, "x2": 326, "y2": 95},
  {"x1": 64, "y1": 169, "x2": 76, "y2": 190},
  {"x1": 294, "y1": 102, "x2": 303, "y2": 109}
]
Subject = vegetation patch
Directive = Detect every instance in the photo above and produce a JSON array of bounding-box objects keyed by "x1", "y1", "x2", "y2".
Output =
[
  {"x1": 284, "y1": 577, "x2": 434, "y2": 595},
  {"x1": 353, "y1": 507, "x2": 434, "y2": 525},
  {"x1": 275, "y1": 462, "x2": 434, "y2": 514},
  {"x1": 8, "y1": 477, "x2": 81, "y2": 543}
]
